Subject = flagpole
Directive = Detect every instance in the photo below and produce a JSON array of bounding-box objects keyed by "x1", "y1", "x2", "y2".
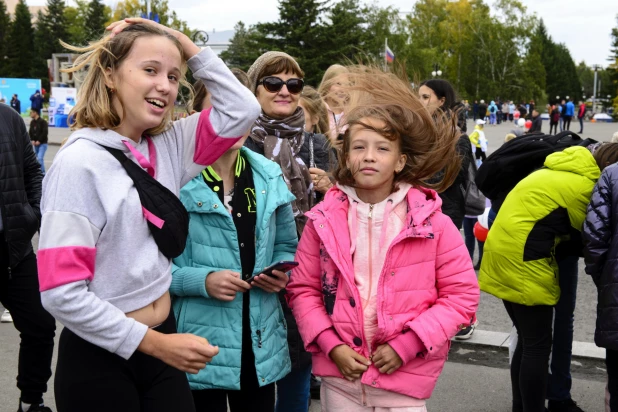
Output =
[{"x1": 384, "y1": 37, "x2": 388, "y2": 71}]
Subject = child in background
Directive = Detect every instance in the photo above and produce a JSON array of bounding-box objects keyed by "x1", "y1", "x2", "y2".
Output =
[
  {"x1": 469, "y1": 119, "x2": 487, "y2": 166},
  {"x1": 286, "y1": 66, "x2": 479, "y2": 411}
]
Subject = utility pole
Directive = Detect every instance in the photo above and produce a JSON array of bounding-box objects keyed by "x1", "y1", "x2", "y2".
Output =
[{"x1": 592, "y1": 64, "x2": 602, "y2": 114}]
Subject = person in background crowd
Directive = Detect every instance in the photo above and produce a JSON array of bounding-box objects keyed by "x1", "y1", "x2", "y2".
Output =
[
  {"x1": 560, "y1": 100, "x2": 567, "y2": 132},
  {"x1": 518, "y1": 102, "x2": 528, "y2": 120},
  {"x1": 11, "y1": 94, "x2": 21, "y2": 114},
  {"x1": 171, "y1": 73, "x2": 297, "y2": 412},
  {"x1": 245, "y1": 51, "x2": 326, "y2": 412},
  {"x1": 502, "y1": 101, "x2": 509, "y2": 124},
  {"x1": 318, "y1": 64, "x2": 349, "y2": 151},
  {"x1": 550, "y1": 105, "x2": 561, "y2": 135},
  {"x1": 0, "y1": 101, "x2": 56, "y2": 412},
  {"x1": 480, "y1": 144, "x2": 618, "y2": 412},
  {"x1": 509, "y1": 101, "x2": 516, "y2": 122},
  {"x1": 611, "y1": 131, "x2": 618, "y2": 143},
  {"x1": 565, "y1": 98, "x2": 575, "y2": 131},
  {"x1": 38, "y1": 18, "x2": 260, "y2": 412},
  {"x1": 287, "y1": 66, "x2": 479, "y2": 412},
  {"x1": 478, "y1": 100, "x2": 488, "y2": 123},
  {"x1": 29, "y1": 109, "x2": 49, "y2": 173},
  {"x1": 473, "y1": 100, "x2": 479, "y2": 121},
  {"x1": 469, "y1": 119, "x2": 487, "y2": 164},
  {"x1": 30, "y1": 91, "x2": 44, "y2": 113},
  {"x1": 527, "y1": 110, "x2": 542, "y2": 134},
  {"x1": 577, "y1": 101, "x2": 586, "y2": 134},
  {"x1": 488, "y1": 100, "x2": 498, "y2": 125}
]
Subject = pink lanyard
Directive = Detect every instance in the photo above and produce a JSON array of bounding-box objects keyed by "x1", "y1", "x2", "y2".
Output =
[{"x1": 121, "y1": 136, "x2": 157, "y2": 179}]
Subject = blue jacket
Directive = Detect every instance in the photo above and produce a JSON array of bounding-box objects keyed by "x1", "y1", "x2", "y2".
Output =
[
  {"x1": 566, "y1": 101, "x2": 575, "y2": 117},
  {"x1": 170, "y1": 147, "x2": 297, "y2": 390}
]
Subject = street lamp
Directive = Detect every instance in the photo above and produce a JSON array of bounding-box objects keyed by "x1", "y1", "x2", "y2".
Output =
[
  {"x1": 556, "y1": 96, "x2": 560, "y2": 100},
  {"x1": 432, "y1": 63, "x2": 442, "y2": 77},
  {"x1": 566, "y1": 95, "x2": 569, "y2": 100}
]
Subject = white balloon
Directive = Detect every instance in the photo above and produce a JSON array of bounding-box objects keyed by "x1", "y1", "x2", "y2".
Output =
[{"x1": 517, "y1": 118, "x2": 525, "y2": 128}]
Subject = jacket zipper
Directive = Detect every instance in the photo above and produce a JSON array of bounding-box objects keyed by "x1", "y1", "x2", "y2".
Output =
[
  {"x1": 256, "y1": 329, "x2": 262, "y2": 348},
  {"x1": 366, "y1": 204, "x2": 374, "y2": 355}
]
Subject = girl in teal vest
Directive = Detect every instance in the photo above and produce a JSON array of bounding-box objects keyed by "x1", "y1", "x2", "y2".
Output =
[{"x1": 171, "y1": 73, "x2": 298, "y2": 412}]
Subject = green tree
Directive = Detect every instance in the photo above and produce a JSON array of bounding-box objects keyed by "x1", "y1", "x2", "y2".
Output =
[
  {"x1": 32, "y1": 10, "x2": 52, "y2": 89},
  {"x1": 0, "y1": 0, "x2": 10, "y2": 76},
  {"x1": 85, "y1": 0, "x2": 109, "y2": 41},
  {"x1": 609, "y1": 15, "x2": 618, "y2": 119},
  {"x1": 220, "y1": 21, "x2": 263, "y2": 71},
  {"x1": 45, "y1": 0, "x2": 69, "y2": 51},
  {"x1": 254, "y1": 0, "x2": 328, "y2": 86},
  {"x1": 64, "y1": 0, "x2": 88, "y2": 45},
  {"x1": 109, "y1": 0, "x2": 191, "y2": 36},
  {"x1": 6, "y1": 0, "x2": 33, "y2": 78},
  {"x1": 322, "y1": 0, "x2": 365, "y2": 63}
]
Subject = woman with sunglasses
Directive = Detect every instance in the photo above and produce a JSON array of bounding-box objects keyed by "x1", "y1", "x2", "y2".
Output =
[{"x1": 245, "y1": 51, "x2": 327, "y2": 412}]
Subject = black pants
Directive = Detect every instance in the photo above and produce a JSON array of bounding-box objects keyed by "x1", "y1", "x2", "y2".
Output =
[
  {"x1": 54, "y1": 311, "x2": 195, "y2": 412},
  {"x1": 549, "y1": 121, "x2": 558, "y2": 135},
  {"x1": 475, "y1": 147, "x2": 486, "y2": 161},
  {"x1": 0, "y1": 236, "x2": 56, "y2": 405},
  {"x1": 578, "y1": 117, "x2": 584, "y2": 133},
  {"x1": 607, "y1": 349, "x2": 618, "y2": 411},
  {"x1": 503, "y1": 300, "x2": 553, "y2": 412},
  {"x1": 563, "y1": 116, "x2": 571, "y2": 131},
  {"x1": 192, "y1": 293, "x2": 275, "y2": 412}
]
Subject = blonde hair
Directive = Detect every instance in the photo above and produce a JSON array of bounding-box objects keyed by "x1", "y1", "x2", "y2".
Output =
[
  {"x1": 318, "y1": 65, "x2": 349, "y2": 110},
  {"x1": 611, "y1": 131, "x2": 618, "y2": 143},
  {"x1": 300, "y1": 86, "x2": 329, "y2": 135},
  {"x1": 505, "y1": 133, "x2": 517, "y2": 142},
  {"x1": 61, "y1": 24, "x2": 192, "y2": 136},
  {"x1": 332, "y1": 66, "x2": 461, "y2": 193}
]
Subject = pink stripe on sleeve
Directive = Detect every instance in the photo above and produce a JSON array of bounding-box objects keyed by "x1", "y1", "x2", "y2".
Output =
[
  {"x1": 194, "y1": 107, "x2": 242, "y2": 165},
  {"x1": 38, "y1": 246, "x2": 96, "y2": 291}
]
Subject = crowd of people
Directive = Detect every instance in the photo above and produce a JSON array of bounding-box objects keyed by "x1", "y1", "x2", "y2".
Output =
[{"x1": 0, "y1": 16, "x2": 618, "y2": 412}]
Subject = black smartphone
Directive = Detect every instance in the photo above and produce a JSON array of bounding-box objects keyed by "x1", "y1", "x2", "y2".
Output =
[{"x1": 247, "y1": 261, "x2": 299, "y2": 282}]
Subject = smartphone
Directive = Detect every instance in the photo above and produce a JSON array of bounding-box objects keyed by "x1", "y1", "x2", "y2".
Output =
[{"x1": 247, "y1": 261, "x2": 299, "y2": 282}]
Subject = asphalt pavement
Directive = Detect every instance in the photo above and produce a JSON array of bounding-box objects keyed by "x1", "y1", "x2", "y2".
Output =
[{"x1": 1, "y1": 118, "x2": 616, "y2": 411}]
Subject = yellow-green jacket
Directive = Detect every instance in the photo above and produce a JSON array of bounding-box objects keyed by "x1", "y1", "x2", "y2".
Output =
[{"x1": 479, "y1": 146, "x2": 599, "y2": 306}]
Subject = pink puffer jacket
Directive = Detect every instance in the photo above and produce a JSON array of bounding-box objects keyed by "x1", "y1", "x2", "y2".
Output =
[{"x1": 286, "y1": 186, "x2": 479, "y2": 399}]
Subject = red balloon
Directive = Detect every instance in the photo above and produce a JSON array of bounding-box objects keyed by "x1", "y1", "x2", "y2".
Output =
[
  {"x1": 525, "y1": 120, "x2": 532, "y2": 129},
  {"x1": 473, "y1": 221, "x2": 489, "y2": 242}
]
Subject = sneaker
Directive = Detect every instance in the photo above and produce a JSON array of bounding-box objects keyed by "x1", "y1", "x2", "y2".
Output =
[
  {"x1": 310, "y1": 374, "x2": 321, "y2": 399},
  {"x1": 455, "y1": 319, "x2": 479, "y2": 340},
  {"x1": 18, "y1": 402, "x2": 53, "y2": 412},
  {"x1": 547, "y1": 398, "x2": 584, "y2": 412},
  {"x1": 1, "y1": 309, "x2": 13, "y2": 323}
]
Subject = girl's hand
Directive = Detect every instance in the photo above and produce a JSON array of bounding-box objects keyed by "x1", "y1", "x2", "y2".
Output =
[
  {"x1": 309, "y1": 167, "x2": 333, "y2": 194},
  {"x1": 372, "y1": 343, "x2": 403, "y2": 375},
  {"x1": 330, "y1": 344, "x2": 371, "y2": 381},
  {"x1": 251, "y1": 269, "x2": 289, "y2": 293},
  {"x1": 106, "y1": 18, "x2": 201, "y2": 59},
  {"x1": 139, "y1": 329, "x2": 219, "y2": 374},
  {"x1": 206, "y1": 270, "x2": 251, "y2": 301}
]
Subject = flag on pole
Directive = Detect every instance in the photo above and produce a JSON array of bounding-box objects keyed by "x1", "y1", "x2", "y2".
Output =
[{"x1": 385, "y1": 45, "x2": 395, "y2": 63}]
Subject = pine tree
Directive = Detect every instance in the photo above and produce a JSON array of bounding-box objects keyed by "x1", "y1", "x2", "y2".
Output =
[
  {"x1": 220, "y1": 21, "x2": 263, "y2": 71},
  {"x1": 85, "y1": 0, "x2": 107, "y2": 41},
  {"x1": 608, "y1": 15, "x2": 618, "y2": 119},
  {"x1": 32, "y1": 10, "x2": 52, "y2": 87},
  {"x1": 6, "y1": 0, "x2": 33, "y2": 78},
  {"x1": 44, "y1": 0, "x2": 69, "y2": 52},
  {"x1": 0, "y1": 0, "x2": 10, "y2": 76}
]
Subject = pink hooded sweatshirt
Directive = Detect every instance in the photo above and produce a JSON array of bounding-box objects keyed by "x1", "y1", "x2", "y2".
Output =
[{"x1": 286, "y1": 185, "x2": 479, "y2": 400}]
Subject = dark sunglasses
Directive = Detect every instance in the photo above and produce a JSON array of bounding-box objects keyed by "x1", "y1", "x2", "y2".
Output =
[{"x1": 258, "y1": 76, "x2": 305, "y2": 94}]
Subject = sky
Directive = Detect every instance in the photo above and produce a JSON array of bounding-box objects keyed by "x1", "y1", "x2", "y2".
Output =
[{"x1": 32, "y1": 0, "x2": 618, "y2": 66}]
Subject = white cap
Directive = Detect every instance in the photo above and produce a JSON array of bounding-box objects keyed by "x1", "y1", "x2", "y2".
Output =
[
  {"x1": 476, "y1": 119, "x2": 486, "y2": 125},
  {"x1": 516, "y1": 118, "x2": 525, "y2": 128}
]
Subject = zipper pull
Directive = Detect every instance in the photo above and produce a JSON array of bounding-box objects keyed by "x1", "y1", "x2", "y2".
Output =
[
  {"x1": 7, "y1": 266, "x2": 12, "y2": 280},
  {"x1": 368, "y1": 204, "x2": 374, "y2": 219},
  {"x1": 256, "y1": 329, "x2": 262, "y2": 348}
]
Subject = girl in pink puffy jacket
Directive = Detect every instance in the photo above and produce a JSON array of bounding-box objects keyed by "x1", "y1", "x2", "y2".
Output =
[{"x1": 286, "y1": 67, "x2": 480, "y2": 411}]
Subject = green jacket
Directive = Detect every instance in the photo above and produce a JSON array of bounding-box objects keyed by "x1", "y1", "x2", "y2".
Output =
[
  {"x1": 170, "y1": 148, "x2": 297, "y2": 390},
  {"x1": 479, "y1": 146, "x2": 599, "y2": 306}
]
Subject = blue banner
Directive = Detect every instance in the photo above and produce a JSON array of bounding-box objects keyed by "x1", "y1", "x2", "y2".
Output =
[{"x1": 0, "y1": 78, "x2": 42, "y2": 115}]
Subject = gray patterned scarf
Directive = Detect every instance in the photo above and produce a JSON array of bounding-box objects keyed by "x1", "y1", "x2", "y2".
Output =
[{"x1": 250, "y1": 107, "x2": 312, "y2": 233}]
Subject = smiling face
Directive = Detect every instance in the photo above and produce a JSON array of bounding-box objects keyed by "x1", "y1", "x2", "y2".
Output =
[
  {"x1": 418, "y1": 85, "x2": 444, "y2": 114},
  {"x1": 346, "y1": 118, "x2": 406, "y2": 200},
  {"x1": 256, "y1": 71, "x2": 301, "y2": 119},
  {"x1": 105, "y1": 36, "x2": 182, "y2": 140}
]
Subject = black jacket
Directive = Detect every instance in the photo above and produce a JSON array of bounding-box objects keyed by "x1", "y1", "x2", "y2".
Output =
[
  {"x1": 583, "y1": 163, "x2": 618, "y2": 349},
  {"x1": 10, "y1": 98, "x2": 20, "y2": 114},
  {"x1": 0, "y1": 104, "x2": 44, "y2": 268},
  {"x1": 439, "y1": 134, "x2": 474, "y2": 229},
  {"x1": 29, "y1": 116, "x2": 49, "y2": 144},
  {"x1": 528, "y1": 116, "x2": 542, "y2": 133},
  {"x1": 244, "y1": 131, "x2": 332, "y2": 370}
]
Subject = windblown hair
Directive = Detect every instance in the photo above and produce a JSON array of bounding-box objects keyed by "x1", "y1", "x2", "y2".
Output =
[
  {"x1": 61, "y1": 24, "x2": 192, "y2": 136},
  {"x1": 332, "y1": 66, "x2": 461, "y2": 193},
  {"x1": 593, "y1": 142, "x2": 618, "y2": 172},
  {"x1": 318, "y1": 64, "x2": 349, "y2": 110},
  {"x1": 300, "y1": 86, "x2": 329, "y2": 135},
  {"x1": 187, "y1": 81, "x2": 208, "y2": 113}
]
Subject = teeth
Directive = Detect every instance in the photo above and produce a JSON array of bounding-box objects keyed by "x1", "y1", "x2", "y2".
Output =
[{"x1": 147, "y1": 99, "x2": 165, "y2": 108}]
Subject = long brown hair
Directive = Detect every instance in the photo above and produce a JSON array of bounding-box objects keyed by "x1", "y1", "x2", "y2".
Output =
[
  {"x1": 593, "y1": 143, "x2": 618, "y2": 172},
  {"x1": 300, "y1": 86, "x2": 329, "y2": 135},
  {"x1": 61, "y1": 24, "x2": 192, "y2": 136},
  {"x1": 332, "y1": 66, "x2": 461, "y2": 193}
]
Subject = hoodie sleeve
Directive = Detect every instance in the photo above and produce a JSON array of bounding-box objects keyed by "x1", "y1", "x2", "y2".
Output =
[
  {"x1": 160, "y1": 47, "x2": 261, "y2": 186},
  {"x1": 404, "y1": 216, "x2": 480, "y2": 359}
]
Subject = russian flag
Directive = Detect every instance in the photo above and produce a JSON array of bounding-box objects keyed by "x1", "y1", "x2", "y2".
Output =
[{"x1": 385, "y1": 45, "x2": 395, "y2": 63}]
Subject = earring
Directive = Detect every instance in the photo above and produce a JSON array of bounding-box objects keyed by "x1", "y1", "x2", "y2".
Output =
[{"x1": 110, "y1": 87, "x2": 115, "y2": 93}]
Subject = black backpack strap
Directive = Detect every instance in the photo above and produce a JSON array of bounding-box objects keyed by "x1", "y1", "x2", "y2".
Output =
[{"x1": 101, "y1": 145, "x2": 131, "y2": 167}]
